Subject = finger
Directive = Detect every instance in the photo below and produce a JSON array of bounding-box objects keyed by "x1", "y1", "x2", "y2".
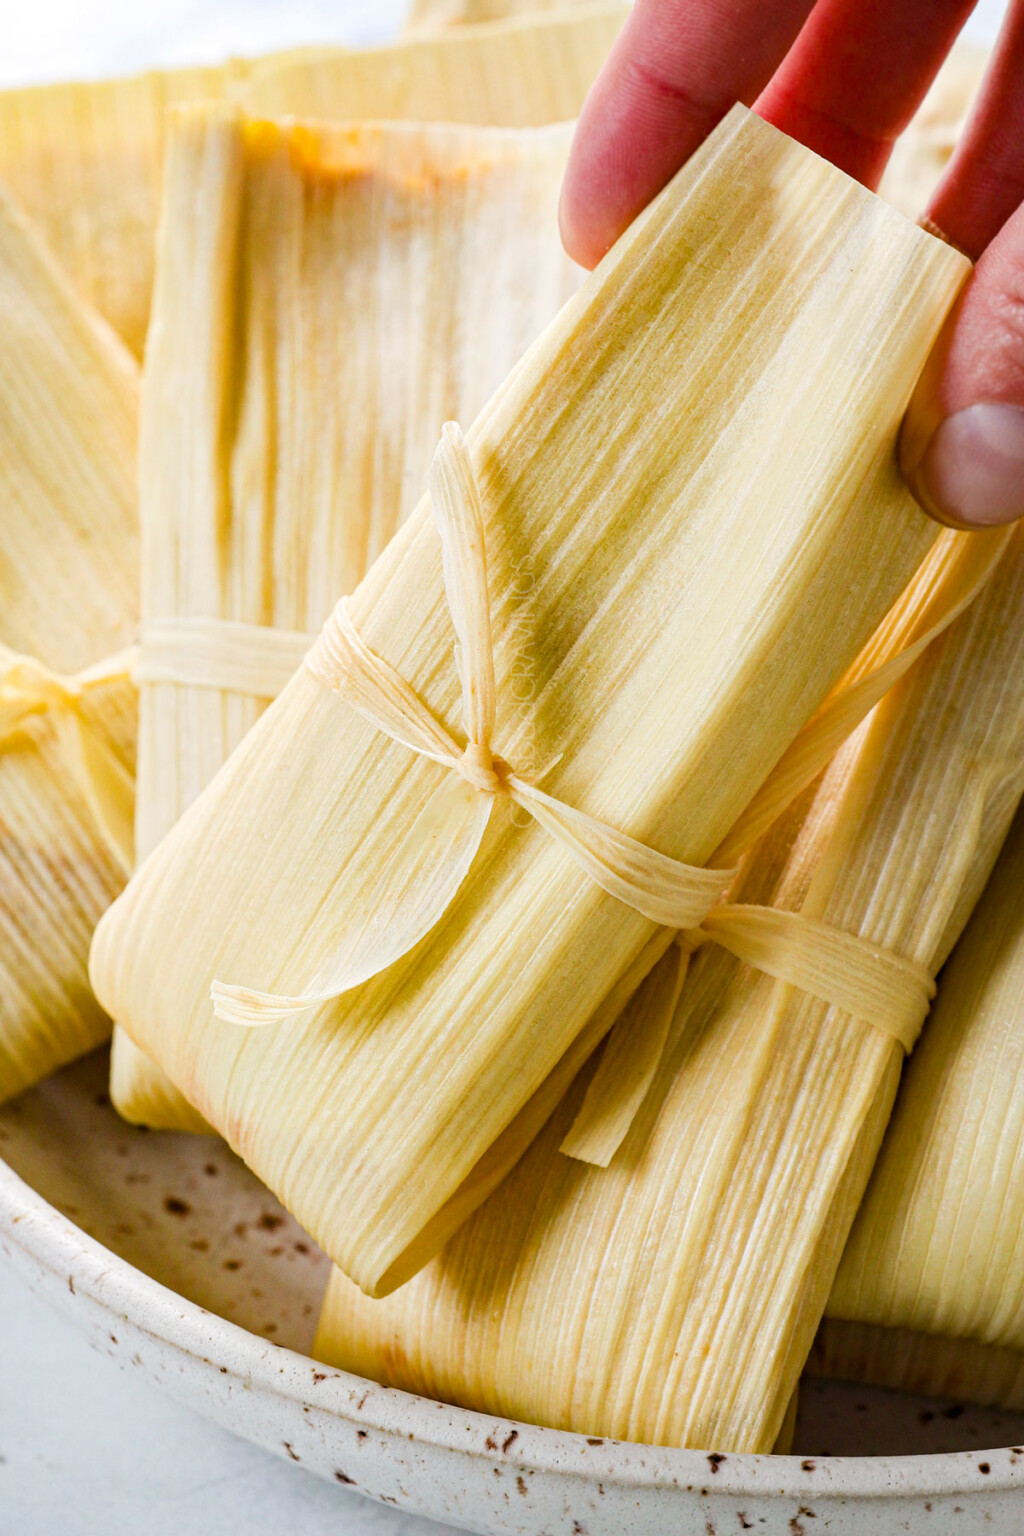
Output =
[
  {"x1": 755, "y1": 0, "x2": 976, "y2": 190},
  {"x1": 901, "y1": 205, "x2": 1024, "y2": 529},
  {"x1": 559, "y1": 0, "x2": 816, "y2": 269},
  {"x1": 927, "y1": 0, "x2": 1024, "y2": 258}
]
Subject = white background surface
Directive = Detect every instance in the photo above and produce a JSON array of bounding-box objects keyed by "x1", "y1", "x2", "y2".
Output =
[
  {"x1": 0, "y1": 1265, "x2": 453, "y2": 1536},
  {"x1": 0, "y1": 1, "x2": 1011, "y2": 1533}
]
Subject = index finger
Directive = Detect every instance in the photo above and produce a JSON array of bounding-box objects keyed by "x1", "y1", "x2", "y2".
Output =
[{"x1": 559, "y1": 0, "x2": 817, "y2": 268}]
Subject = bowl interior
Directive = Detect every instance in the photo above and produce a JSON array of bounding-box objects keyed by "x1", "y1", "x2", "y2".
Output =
[{"x1": 4, "y1": 1046, "x2": 1024, "y2": 1460}]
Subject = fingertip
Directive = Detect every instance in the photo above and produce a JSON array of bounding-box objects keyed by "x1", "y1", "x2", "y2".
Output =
[
  {"x1": 903, "y1": 402, "x2": 1024, "y2": 530},
  {"x1": 558, "y1": 167, "x2": 614, "y2": 272}
]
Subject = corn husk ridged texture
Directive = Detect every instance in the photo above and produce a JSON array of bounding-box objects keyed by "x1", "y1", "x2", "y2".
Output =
[
  {"x1": 236, "y1": 4, "x2": 626, "y2": 122},
  {"x1": 827, "y1": 801, "x2": 1024, "y2": 1358},
  {"x1": 0, "y1": 6, "x2": 619, "y2": 361},
  {"x1": 0, "y1": 189, "x2": 138, "y2": 1103},
  {"x1": 110, "y1": 105, "x2": 582, "y2": 1129},
  {"x1": 315, "y1": 520, "x2": 1024, "y2": 1450},
  {"x1": 405, "y1": 0, "x2": 597, "y2": 32},
  {"x1": 808, "y1": 1318, "x2": 1024, "y2": 1411},
  {"x1": 0, "y1": 63, "x2": 236, "y2": 357},
  {"x1": 90, "y1": 108, "x2": 963, "y2": 1299}
]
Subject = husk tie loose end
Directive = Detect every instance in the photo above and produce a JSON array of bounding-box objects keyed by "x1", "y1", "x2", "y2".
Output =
[{"x1": 211, "y1": 422, "x2": 736, "y2": 1027}]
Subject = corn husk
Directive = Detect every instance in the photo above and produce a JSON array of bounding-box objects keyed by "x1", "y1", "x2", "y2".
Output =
[
  {"x1": 90, "y1": 106, "x2": 964, "y2": 1300},
  {"x1": 314, "y1": 518, "x2": 1024, "y2": 1449},
  {"x1": 0, "y1": 188, "x2": 138, "y2": 1104},
  {"x1": 808, "y1": 1319, "x2": 1024, "y2": 1412},
  {"x1": 0, "y1": 7, "x2": 619, "y2": 362},
  {"x1": 0, "y1": 62, "x2": 239, "y2": 358},
  {"x1": 821, "y1": 799, "x2": 1024, "y2": 1400},
  {"x1": 236, "y1": 4, "x2": 626, "y2": 122},
  {"x1": 405, "y1": 0, "x2": 595, "y2": 33},
  {"x1": 110, "y1": 104, "x2": 582, "y2": 1131}
]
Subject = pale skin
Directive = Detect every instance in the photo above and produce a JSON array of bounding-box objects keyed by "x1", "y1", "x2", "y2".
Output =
[{"x1": 559, "y1": 0, "x2": 1024, "y2": 530}]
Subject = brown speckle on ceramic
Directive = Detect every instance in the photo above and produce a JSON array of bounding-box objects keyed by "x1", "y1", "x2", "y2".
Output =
[{"x1": 4, "y1": 1047, "x2": 1024, "y2": 1534}]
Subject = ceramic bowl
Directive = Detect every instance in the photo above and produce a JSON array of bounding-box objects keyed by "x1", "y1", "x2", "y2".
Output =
[{"x1": 3, "y1": 1048, "x2": 1024, "y2": 1535}]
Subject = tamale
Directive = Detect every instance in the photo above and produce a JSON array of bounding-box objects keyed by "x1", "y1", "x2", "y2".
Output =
[
  {"x1": 91, "y1": 107, "x2": 965, "y2": 1299},
  {"x1": 0, "y1": 6, "x2": 620, "y2": 361},
  {"x1": 0, "y1": 188, "x2": 138, "y2": 1103},
  {"x1": 821, "y1": 801, "x2": 1024, "y2": 1403},
  {"x1": 111, "y1": 105, "x2": 581, "y2": 1131},
  {"x1": 809, "y1": 1319, "x2": 1024, "y2": 1412},
  {"x1": 235, "y1": 4, "x2": 627, "y2": 122},
  {"x1": 315, "y1": 521, "x2": 1024, "y2": 1451},
  {"x1": 405, "y1": 0, "x2": 595, "y2": 32},
  {"x1": 0, "y1": 62, "x2": 235, "y2": 357}
]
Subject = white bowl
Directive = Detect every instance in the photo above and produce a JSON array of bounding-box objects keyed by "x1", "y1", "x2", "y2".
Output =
[{"x1": 3, "y1": 1049, "x2": 1024, "y2": 1534}]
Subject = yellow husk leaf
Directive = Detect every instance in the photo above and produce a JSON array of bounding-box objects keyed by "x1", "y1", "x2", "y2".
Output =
[
  {"x1": 315, "y1": 520, "x2": 1024, "y2": 1450},
  {"x1": 0, "y1": 62, "x2": 237, "y2": 357},
  {"x1": 90, "y1": 106, "x2": 964, "y2": 1299},
  {"x1": 110, "y1": 105, "x2": 582, "y2": 1130},
  {"x1": 808, "y1": 1319, "x2": 1024, "y2": 1412},
  {"x1": 0, "y1": 6, "x2": 619, "y2": 360},
  {"x1": 405, "y1": 0, "x2": 596, "y2": 33},
  {"x1": 0, "y1": 188, "x2": 138, "y2": 1104},
  {"x1": 824, "y1": 801, "x2": 1024, "y2": 1386},
  {"x1": 235, "y1": 4, "x2": 627, "y2": 121}
]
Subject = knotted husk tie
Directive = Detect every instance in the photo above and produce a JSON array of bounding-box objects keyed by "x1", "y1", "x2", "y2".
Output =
[
  {"x1": 212, "y1": 425, "x2": 1005, "y2": 1051},
  {"x1": 0, "y1": 621, "x2": 316, "y2": 884},
  {"x1": 211, "y1": 422, "x2": 734, "y2": 1025},
  {"x1": 0, "y1": 643, "x2": 136, "y2": 876}
]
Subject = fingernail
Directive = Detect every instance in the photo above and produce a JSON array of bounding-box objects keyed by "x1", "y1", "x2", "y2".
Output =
[{"x1": 912, "y1": 403, "x2": 1024, "y2": 529}]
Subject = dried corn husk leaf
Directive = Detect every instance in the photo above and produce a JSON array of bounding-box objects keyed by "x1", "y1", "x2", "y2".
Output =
[
  {"x1": 0, "y1": 62, "x2": 237, "y2": 357},
  {"x1": 315, "y1": 520, "x2": 1024, "y2": 1450},
  {"x1": 405, "y1": 0, "x2": 596, "y2": 32},
  {"x1": 236, "y1": 4, "x2": 626, "y2": 122},
  {"x1": 824, "y1": 800, "x2": 1024, "y2": 1387},
  {"x1": 91, "y1": 107, "x2": 964, "y2": 1299},
  {"x1": 808, "y1": 1318, "x2": 1024, "y2": 1412},
  {"x1": 0, "y1": 188, "x2": 138, "y2": 1103},
  {"x1": 110, "y1": 105, "x2": 582, "y2": 1128},
  {"x1": 0, "y1": 6, "x2": 617, "y2": 361}
]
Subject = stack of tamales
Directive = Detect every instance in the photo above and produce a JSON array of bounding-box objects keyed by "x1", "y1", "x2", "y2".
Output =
[
  {"x1": 0, "y1": 3, "x2": 624, "y2": 358},
  {"x1": 813, "y1": 801, "x2": 1024, "y2": 1410},
  {"x1": 91, "y1": 107, "x2": 966, "y2": 1307},
  {"x1": 110, "y1": 103, "x2": 582, "y2": 1129},
  {"x1": 314, "y1": 512, "x2": 1024, "y2": 1449},
  {"x1": 0, "y1": 1, "x2": 618, "y2": 1127},
  {"x1": 0, "y1": 189, "x2": 138, "y2": 1104},
  {"x1": 9, "y1": 1, "x2": 1024, "y2": 1465}
]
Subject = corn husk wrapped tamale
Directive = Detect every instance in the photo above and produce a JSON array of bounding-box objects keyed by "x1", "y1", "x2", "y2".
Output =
[
  {"x1": 110, "y1": 104, "x2": 582, "y2": 1131},
  {"x1": 91, "y1": 107, "x2": 965, "y2": 1299},
  {"x1": 315, "y1": 519, "x2": 1024, "y2": 1449},
  {"x1": 816, "y1": 800, "x2": 1024, "y2": 1406},
  {"x1": 405, "y1": 0, "x2": 595, "y2": 33},
  {"x1": 236, "y1": 3, "x2": 626, "y2": 122},
  {"x1": 0, "y1": 63, "x2": 237, "y2": 357},
  {"x1": 0, "y1": 6, "x2": 620, "y2": 361},
  {"x1": 0, "y1": 189, "x2": 138, "y2": 1103}
]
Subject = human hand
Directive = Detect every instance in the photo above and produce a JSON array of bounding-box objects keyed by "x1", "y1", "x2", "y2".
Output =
[{"x1": 560, "y1": 0, "x2": 1024, "y2": 530}]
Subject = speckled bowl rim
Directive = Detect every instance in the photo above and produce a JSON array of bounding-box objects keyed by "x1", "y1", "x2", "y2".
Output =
[{"x1": 2, "y1": 1153, "x2": 1022, "y2": 1512}]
